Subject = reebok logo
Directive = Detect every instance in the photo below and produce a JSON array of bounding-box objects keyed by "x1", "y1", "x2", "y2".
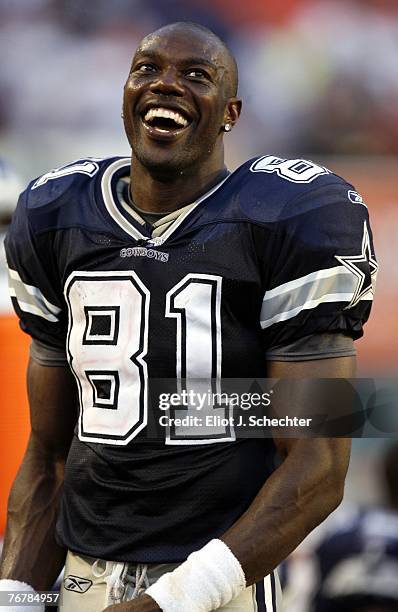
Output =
[
  {"x1": 64, "y1": 575, "x2": 93, "y2": 593},
  {"x1": 348, "y1": 190, "x2": 366, "y2": 207}
]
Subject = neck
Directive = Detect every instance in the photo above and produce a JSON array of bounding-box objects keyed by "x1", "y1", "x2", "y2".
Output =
[{"x1": 129, "y1": 152, "x2": 228, "y2": 214}]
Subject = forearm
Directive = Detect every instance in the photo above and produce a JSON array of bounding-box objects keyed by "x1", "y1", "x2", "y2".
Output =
[
  {"x1": 0, "y1": 434, "x2": 67, "y2": 590},
  {"x1": 137, "y1": 438, "x2": 350, "y2": 612},
  {"x1": 222, "y1": 438, "x2": 350, "y2": 585}
]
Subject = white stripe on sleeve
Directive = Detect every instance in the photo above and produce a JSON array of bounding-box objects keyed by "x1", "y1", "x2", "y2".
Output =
[
  {"x1": 260, "y1": 265, "x2": 371, "y2": 330},
  {"x1": 8, "y1": 267, "x2": 61, "y2": 322}
]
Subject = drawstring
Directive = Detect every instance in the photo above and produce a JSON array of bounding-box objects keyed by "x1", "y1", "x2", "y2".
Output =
[
  {"x1": 91, "y1": 558, "x2": 149, "y2": 605},
  {"x1": 92, "y1": 559, "x2": 128, "y2": 606},
  {"x1": 128, "y1": 564, "x2": 150, "y2": 599}
]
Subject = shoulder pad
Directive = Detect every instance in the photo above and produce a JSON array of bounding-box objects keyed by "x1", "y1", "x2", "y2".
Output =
[
  {"x1": 235, "y1": 155, "x2": 359, "y2": 224},
  {"x1": 26, "y1": 157, "x2": 119, "y2": 209},
  {"x1": 21, "y1": 156, "x2": 128, "y2": 235}
]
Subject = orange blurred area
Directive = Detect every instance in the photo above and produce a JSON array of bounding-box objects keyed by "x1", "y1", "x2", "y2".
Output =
[
  {"x1": 0, "y1": 315, "x2": 30, "y2": 534},
  {"x1": 193, "y1": 0, "x2": 398, "y2": 27},
  {"x1": 193, "y1": 0, "x2": 308, "y2": 26},
  {"x1": 203, "y1": 0, "x2": 398, "y2": 24}
]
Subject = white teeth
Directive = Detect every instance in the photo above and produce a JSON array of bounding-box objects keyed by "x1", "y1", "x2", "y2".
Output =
[{"x1": 144, "y1": 107, "x2": 189, "y2": 128}]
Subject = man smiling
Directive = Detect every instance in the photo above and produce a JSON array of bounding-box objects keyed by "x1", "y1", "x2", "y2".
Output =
[
  {"x1": 0, "y1": 21, "x2": 376, "y2": 612},
  {"x1": 123, "y1": 22, "x2": 240, "y2": 212}
]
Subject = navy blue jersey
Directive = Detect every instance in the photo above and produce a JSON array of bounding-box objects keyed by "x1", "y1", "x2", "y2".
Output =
[
  {"x1": 312, "y1": 507, "x2": 398, "y2": 610},
  {"x1": 5, "y1": 155, "x2": 377, "y2": 562}
]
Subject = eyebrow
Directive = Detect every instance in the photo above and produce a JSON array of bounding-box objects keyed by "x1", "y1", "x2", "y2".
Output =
[
  {"x1": 133, "y1": 50, "x2": 219, "y2": 71},
  {"x1": 178, "y1": 57, "x2": 219, "y2": 71}
]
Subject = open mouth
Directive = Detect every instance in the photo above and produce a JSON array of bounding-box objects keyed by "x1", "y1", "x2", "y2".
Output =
[{"x1": 141, "y1": 106, "x2": 192, "y2": 137}]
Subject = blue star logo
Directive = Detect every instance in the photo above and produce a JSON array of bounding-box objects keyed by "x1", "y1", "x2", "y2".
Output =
[{"x1": 335, "y1": 222, "x2": 378, "y2": 309}]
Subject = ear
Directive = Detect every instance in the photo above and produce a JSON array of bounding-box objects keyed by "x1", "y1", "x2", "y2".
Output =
[{"x1": 224, "y1": 98, "x2": 242, "y2": 130}]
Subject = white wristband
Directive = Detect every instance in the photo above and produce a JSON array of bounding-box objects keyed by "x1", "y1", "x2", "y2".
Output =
[
  {"x1": 0, "y1": 579, "x2": 45, "y2": 612},
  {"x1": 146, "y1": 539, "x2": 246, "y2": 612}
]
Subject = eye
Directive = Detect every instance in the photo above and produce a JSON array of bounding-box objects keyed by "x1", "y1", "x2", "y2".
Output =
[
  {"x1": 185, "y1": 68, "x2": 209, "y2": 80},
  {"x1": 136, "y1": 63, "x2": 157, "y2": 74}
]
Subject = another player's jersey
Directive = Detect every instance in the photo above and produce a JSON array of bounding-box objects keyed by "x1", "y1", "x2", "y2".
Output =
[
  {"x1": 312, "y1": 507, "x2": 398, "y2": 609},
  {"x1": 5, "y1": 155, "x2": 377, "y2": 562}
]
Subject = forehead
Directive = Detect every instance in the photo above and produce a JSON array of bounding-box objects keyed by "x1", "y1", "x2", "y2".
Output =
[{"x1": 134, "y1": 27, "x2": 227, "y2": 68}]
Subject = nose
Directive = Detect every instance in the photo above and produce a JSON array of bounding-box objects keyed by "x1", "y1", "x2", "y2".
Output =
[{"x1": 149, "y1": 67, "x2": 184, "y2": 96}]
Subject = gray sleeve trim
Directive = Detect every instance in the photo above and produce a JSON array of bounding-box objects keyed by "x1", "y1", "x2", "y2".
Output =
[
  {"x1": 265, "y1": 333, "x2": 356, "y2": 362},
  {"x1": 30, "y1": 338, "x2": 68, "y2": 366}
]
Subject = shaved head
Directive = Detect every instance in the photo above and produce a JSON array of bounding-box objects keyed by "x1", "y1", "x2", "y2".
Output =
[
  {"x1": 124, "y1": 20, "x2": 242, "y2": 178},
  {"x1": 136, "y1": 21, "x2": 239, "y2": 98}
]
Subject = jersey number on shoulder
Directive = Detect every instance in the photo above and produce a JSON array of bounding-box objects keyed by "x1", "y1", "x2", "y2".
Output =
[
  {"x1": 31, "y1": 160, "x2": 101, "y2": 189},
  {"x1": 65, "y1": 271, "x2": 230, "y2": 446},
  {"x1": 250, "y1": 155, "x2": 330, "y2": 183}
]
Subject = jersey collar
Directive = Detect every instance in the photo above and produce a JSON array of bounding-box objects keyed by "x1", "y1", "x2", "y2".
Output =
[{"x1": 100, "y1": 158, "x2": 232, "y2": 245}]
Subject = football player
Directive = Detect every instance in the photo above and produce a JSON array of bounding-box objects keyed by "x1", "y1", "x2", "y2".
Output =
[
  {"x1": 310, "y1": 442, "x2": 398, "y2": 612},
  {"x1": 0, "y1": 21, "x2": 377, "y2": 612}
]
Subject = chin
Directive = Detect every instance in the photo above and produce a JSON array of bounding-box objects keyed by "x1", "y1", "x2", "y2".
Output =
[{"x1": 135, "y1": 145, "x2": 197, "y2": 177}]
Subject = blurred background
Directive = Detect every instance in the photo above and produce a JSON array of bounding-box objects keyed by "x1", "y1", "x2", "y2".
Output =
[{"x1": 0, "y1": 1, "x2": 397, "y2": 610}]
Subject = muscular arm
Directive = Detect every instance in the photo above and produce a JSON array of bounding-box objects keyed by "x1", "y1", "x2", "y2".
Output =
[
  {"x1": 0, "y1": 358, "x2": 78, "y2": 590},
  {"x1": 221, "y1": 356, "x2": 354, "y2": 585},
  {"x1": 106, "y1": 356, "x2": 354, "y2": 612}
]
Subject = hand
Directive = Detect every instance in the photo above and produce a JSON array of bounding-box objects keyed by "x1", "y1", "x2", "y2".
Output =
[{"x1": 103, "y1": 594, "x2": 161, "y2": 612}]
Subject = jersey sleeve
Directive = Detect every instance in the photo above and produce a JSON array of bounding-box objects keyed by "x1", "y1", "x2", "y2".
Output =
[
  {"x1": 265, "y1": 332, "x2": 356, "y2": 361},
  {"x1": 5, "y1": 187, "x2": 67, "y2": 349},
  {"x1": 258, "y1": 181, "x2": 378, "y2": 349}
]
